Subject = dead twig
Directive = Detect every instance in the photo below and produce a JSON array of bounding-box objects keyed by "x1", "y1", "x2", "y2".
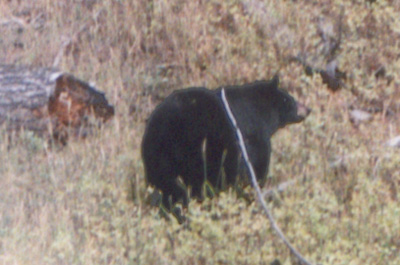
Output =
[
  {"x1": 291, "y1": 6, "x2": 346, "y2": 92},
  {"x1": 289, "y1": 56, "x2": 346, "y2": 91},
  {"x1": 0, "y1": 16, "x2": 27, "y2": 28},
  {"x1": 262, "y1": 179, "x2": 298, "y2": 199}
]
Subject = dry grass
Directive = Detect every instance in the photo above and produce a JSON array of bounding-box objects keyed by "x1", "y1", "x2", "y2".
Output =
[{"x1": 1, "y1": 0, "x2": 400, "y2": 264}]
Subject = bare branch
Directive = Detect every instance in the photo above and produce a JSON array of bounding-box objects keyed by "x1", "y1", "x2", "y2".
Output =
[{"x1": 221, "y1": 88, "x2": 315, "y2": 265}]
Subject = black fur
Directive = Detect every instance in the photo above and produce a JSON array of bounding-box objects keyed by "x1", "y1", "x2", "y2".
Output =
[{"x1": 141, "y1": 76, "x2": 308, "y2": 212}]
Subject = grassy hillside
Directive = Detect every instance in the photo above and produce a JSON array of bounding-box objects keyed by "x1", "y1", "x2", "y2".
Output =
[{"x1": 1, "y1": 0, "x2": 399, "y2": 264}]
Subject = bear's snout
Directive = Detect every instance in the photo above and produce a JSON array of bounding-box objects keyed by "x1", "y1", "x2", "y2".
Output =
[{"x1": 296, "y1": 102, "x2": 311, "y2": 121}]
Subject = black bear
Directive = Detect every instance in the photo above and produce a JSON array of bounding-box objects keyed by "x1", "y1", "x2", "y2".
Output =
[{"x1": 141, "y1": 75, "x2": 309, "y2": 214}]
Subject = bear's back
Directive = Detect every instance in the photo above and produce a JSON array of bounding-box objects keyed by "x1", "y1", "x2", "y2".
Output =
[{"x1": 142, "y1": 87, "x2": 234, "y2": 158}]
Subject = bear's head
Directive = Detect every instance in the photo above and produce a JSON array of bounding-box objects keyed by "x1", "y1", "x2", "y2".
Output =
[{"x1": 268, "y1": 75, "x2": 311, "y2": 128}]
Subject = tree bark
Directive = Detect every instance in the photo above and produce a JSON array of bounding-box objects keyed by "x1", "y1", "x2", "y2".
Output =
[{"x1": 0, "y1": 64, "x2": 114, "y2": 143}]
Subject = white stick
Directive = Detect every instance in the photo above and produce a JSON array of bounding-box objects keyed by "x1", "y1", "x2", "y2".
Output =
[{"x1": 221, "y1": 88, "x2": 314, "y2": 265}]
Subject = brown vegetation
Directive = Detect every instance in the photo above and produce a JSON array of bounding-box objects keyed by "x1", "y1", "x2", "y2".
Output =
[{"x1": 0, "y1": 0, "x2": 399, "y2": 264}]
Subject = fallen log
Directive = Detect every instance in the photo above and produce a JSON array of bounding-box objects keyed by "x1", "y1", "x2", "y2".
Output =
[{"x1": 0, "y1": 64, "x2": 114, "y2": 144}]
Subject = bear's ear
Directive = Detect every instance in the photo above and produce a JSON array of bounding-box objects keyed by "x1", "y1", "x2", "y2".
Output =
[{"x1": 270, "y1": 74, "x2": 279, "y2": 89}]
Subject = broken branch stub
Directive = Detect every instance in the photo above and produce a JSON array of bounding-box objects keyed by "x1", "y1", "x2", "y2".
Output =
[{"x1": 0, "y1": 64, "x2": 114, "y2": 143}]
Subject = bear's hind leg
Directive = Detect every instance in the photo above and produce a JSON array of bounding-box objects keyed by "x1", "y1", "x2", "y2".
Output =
[
  {"x1": 159, "y1": 178, "x2": 188, "y2": 211},
  {"x1": 145, "y1": 154, "x2": 188, "y2": 210},
  {"x1": 223, "y1": 146, "x2": 240, "y2": 187}
]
